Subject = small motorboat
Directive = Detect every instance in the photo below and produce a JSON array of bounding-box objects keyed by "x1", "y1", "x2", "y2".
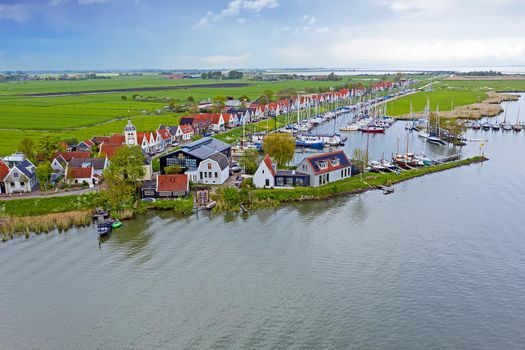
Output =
[
  {"x1": 205, "y1": 201, "x2": 217, "y2": 210},
  {"x1": 472, "y1": 122, "x2": 481, "y2": 130},
  {"x1": 111, "y1": 220, "x2": 122, "y2": 229},
  {"x1": 481, "y1": 122, "x2": 491, "y2": 131},
  {"x1": 491, "y1": 123, "x2": 500, "y2": 131},
  {"x1": 427, "y1": 136, "x2": 447, "y2": 146},
  {"x1": 97, "y1": 222, "x2": 112, "y2": 237},
  {"x1": 361, "y1": 126, "x2": 385, "y2": 134}
]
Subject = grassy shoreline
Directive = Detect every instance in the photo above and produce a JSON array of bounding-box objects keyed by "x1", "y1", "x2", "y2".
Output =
[{"x1": 0, "y1": 156, "x2": 486, "y2": 241}]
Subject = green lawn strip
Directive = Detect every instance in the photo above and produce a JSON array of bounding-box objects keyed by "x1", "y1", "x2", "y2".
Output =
[{"x1": 0, "y1": 193, "x2": 99, "y2": 217}]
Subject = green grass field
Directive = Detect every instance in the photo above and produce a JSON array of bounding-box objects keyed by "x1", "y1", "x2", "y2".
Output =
[
  {"x1": 387, "y1": 88, "x2": 487, "y2": 116},
  {"x1": 440, "y1": 79, "x2": 525, "y2": 92}
]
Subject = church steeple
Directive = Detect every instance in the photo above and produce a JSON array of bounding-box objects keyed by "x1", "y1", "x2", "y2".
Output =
[{"x1": 124, "y1": 119, "x2": 137, "y2": 146}]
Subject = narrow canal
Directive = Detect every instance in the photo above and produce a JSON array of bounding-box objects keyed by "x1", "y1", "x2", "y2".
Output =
[{"x1": 1, "y1": 96, "x2": 525, "y2": 349}]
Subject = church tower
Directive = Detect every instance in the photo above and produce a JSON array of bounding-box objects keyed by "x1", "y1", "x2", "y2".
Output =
[{"x1": 124, "y1": 119, "x2": 138, "y2": 146}]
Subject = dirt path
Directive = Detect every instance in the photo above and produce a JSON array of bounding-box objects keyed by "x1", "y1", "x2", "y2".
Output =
[{"x1": 0, "y1": 186, "x2": 100, "y2": 201}]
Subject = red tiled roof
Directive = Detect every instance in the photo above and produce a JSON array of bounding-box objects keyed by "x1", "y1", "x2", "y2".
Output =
[
  {"x1": 67, "y1": 166, "x2": 93, "y2": 179},
  {"x1": 0, "y1": 159, "x2": 9, "y2": 181},
  {"x1": 56, "y1": 151, "x2": 91, "y2": 162},
  {"x1": 158, "y1": 129, "x2": 171, "y2": 140},
  {"x1": 157, "y1": 174, "x2": 188, "y2": 192},
  {"x1": 262, "y1": 154, "x2": 275, "y2": 177},
  {"x1": 179, "y1": 124, "x2": 194, "y2": 134},
  {"x1": 109, "y1": 134, "x2": 125, "y2": 144},
  {"x1": 99, "y1": 143, "x2": 124, "y2": 159},
  {"x1": 91, "y1": 136, "x2": 110, "y2": 145},
  {"x1": 81, "y1": 139, "x2": 95, "y2": 147}
]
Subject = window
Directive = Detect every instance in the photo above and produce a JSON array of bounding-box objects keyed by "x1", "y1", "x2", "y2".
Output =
[
  {"x1": 341, "y1": 170, "x2": 343, "y2": 177},
  {"x1": 200, "y1": 172, "x2": 203, "y2": 180},
  {"x1": 215, "y1": 172, "x2": 218, "y2": 178},
  {"x1": 326, "y1": 173, "x2": 330, "y2": 182},
  {"x1": 265, "y1": 179, "x2": 270, "y2": 186},
  {"x1": 204, "y1": 172, "x2": 207, "y2": 178},
  {"x1": 207, "y1": 163, "x2": 212, "y2": 170},
  {"x1": 262, "y1": 170, "x2": 264, "y2": 174},
  {"x1": 318, "y1": 161, "x2": 327, "y2": 170},
  {"x1": 331, "y1": 159, "x2": 340, "y2": 167},
  {"x1": 208, "y1": 172, "x2": 212, "y2": 178},
  {"x1": 20, "y1": 182, "x2": 25, "y2": 186},
  {"x1": 13, "y1": 172, "x2": 18, "y2": 178},
  {"x1": 10, "y1": 182, "x2": 14, "y2": 187}
]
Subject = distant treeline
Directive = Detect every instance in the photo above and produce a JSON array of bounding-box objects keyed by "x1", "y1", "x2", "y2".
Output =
[
  {"x1": 0, "y1": 73, "x2": 111, "y2": 82},
  {"x1": 201, "y1": 70, "x2": 244, "y2": 80},
  {"x1": 457, "y1": 70, "x2": 503, "y2": 76}
]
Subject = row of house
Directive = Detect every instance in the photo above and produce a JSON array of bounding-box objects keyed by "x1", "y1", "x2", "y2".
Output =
[
  {"x1": 51, "y1": 152, "x2": 109, "y2": 188},
  {"x1": 253, "y1": 150, "x2": 354, "y2": 189}
]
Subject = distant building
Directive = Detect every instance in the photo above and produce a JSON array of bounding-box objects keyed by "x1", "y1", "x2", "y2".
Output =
[{"x1": 141, "y1": 174, "x2": 189, "y2": 199}]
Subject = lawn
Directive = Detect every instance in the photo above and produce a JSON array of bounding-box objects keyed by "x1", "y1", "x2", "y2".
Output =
[{"x1": 386, "y1": 88, "x2": 487, "y2": 116}]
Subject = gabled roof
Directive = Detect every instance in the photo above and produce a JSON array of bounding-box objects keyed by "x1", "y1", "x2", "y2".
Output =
[
  {"x1": 262, "y1": 154, "x2": 276, "y2": 177},
  {"x1": 99, "y1": 143, "x2": 124, "y2": 159},
  {"x1": 179, "y1": 124, "x2": 194, "y2": 134},
  {"x1": 53, "y1": 155, "x2": 67, "y2": 167},
  {"x1": 207, "y1": 152, "x2": 229, "y2": 171},
  {"x1": 178, "y1": 137, "x2": 231, "y2": 160},
  {"x1": 157, "y1": 174, "x2": 188, "y2": 192},
  {"x1": 109, "y1": 134, "x2": 125, "y2": 144},
  {"x1": 91, "y1": 136, "x2": 110, "y2": 145},
  {"x1": 68, "y1": 157, "x2": 107, "y2": 170},
  {"x1": 16, "y1": 159, "x2": 36, "y2": 179},
  {"x1": 67, "y1": 166, "x2": 93, "y2": 179},
  {"x1": 78, "y1": 139, "x2": 95, "y2": 148},
  {"x1": 0, "y1": 159, "x2": 10, "y2": 181},
  {"x1": 157, "y1": 128, "x2": 171, "y2": 140},
  {"x1": 305, "y1": 150, "x2": 351, "y2": 175},
  {"x1": 56, "y1": 151, "x2": 91, "y2": 162}
]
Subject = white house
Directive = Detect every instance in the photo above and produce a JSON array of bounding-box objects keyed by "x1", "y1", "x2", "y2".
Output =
[
  {"x1": 4, "y1": 159, "x2": 38, "y2": 194},
  {"x1": 174, "y1": 124, "x2": 194, "y2": 142},
  {"x1": 65, "y1": 166, "x2": 97, "y2": 187},
  {"x1": 186, "y1": 152, "x2": 230, "y2": 185},
  {"x1": 253, "y1": 155, "x2": 276, "y2": 188},
  {"x1": 211, "y1": 114, "x2": 225, "y2": 131},
  {"x1": 51, "y1": 154, "x2": 68, "y2": 174},
  {"x1": 297, "y1": 150, "x2": 353, "y2": 187}
]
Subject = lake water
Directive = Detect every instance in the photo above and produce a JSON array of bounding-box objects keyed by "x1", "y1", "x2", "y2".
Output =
[{"x1": 1, "y1": 96, "x2": 525, "y2": 349}]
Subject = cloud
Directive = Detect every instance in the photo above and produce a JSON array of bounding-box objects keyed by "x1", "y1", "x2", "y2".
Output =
[
  {"x1": 0, "y1": 4, "x2": 33, "y2": 22},
  {"x1": 50, "y1": 0, "x2": 109, "y2": 5},
  {"x1": 302, "y1": 14, "x2": 316, "y2": 25},
  {"x1": 195, "y1": 0, "x2": 278, "y2": 27}
]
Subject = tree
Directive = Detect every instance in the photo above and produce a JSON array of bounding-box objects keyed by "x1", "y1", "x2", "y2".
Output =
[
  {"x1": 262, "y1": 89, "x2": 274, "y2": 102},
  {"x1": 18, "y1": 137, "x2": 35, "y2": 162},
  {"x1": 238, "y1": 94, "x2": 251, "y2": 102},
  {"x1": 36, "y1": 162, "x2": 53, "y2": 191},
  {"x1": 121, "y1": 95, "x2": 127, "y2": 100},
  {"x1": 101, "y1": 146, "x2": 145, "y2": 209},
  {"x1": 164, "y1": 165, "x2": 183, "y2": 174},
  {"x1": 37, "y1": 136, "x2": 63, "y2": 161},
  {"x1": 212, "y1": 95, "x2": 227, "y2": 113},
  {"x1": 262, "y1": 133, "x2": 295, "y2": 168},
  {"x1": 187, "y1": 96, "x2": 194, "y2": 102},
  {"x1": 351, "y1": 148, "x2": 367, "y2": 173},
  {"x1": 239, "y1": 148, "x2": 259, "y2": 175},
  {"x1": 394, "y1": 72, "x2": 404, "y2": 82}
]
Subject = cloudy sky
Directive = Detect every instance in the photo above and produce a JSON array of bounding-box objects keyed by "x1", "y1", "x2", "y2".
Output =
[{"x1": 1, "y1": 0, "x2": 524, "y2": 70}]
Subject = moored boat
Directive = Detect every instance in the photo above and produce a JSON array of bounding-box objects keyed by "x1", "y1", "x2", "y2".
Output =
[
  {"x1": 296, "y1": 135, "x2": 324, "y2": 149},
  {"x1": 361, "y1": 126, "x2": 385, "y2": 134},
  {"x1": 97, "y1": 222, "x2": 112, "y2": 237},
  {"x1": 111, "y1": 220, "x2": 122, "y2": 229}
]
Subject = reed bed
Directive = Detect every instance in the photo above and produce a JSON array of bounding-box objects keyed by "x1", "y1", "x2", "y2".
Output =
[{"x1": 0, "y1": 210, "x2": 92, "y2": 241}]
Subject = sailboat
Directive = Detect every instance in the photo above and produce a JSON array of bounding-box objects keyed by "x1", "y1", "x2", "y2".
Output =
[
  {"x1": 418, "y1": 100, "x2": 430, "y2": 139},
  {"x1": 513, "y1": 106, "x2": 522, "y2": 131},
  {"x1": 501, "y1": 106, "x2": 512, "y2": 130},
  {"x1": 427, "y1": 105, "x2": 447, "y2": 145}
]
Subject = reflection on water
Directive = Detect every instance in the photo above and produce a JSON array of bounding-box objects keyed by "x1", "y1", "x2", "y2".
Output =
[{"x1": 1, "y1": 95, "x2": 525, "y2": 349}]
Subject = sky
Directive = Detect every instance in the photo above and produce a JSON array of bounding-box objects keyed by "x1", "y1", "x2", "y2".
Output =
[{"x1": 1, "y1": 0, "x2": 525, "y2": 70}]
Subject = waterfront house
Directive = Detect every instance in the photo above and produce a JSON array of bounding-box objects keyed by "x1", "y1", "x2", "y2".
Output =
[
  {"x1": 186, "y1": 152, "x2": 230, "y2": 185},
  {"x1": 159, "y1": 137, "x2": 231, "y2": 173},
  {"x1": 0, "y1": 159, "x2": 9, "y2": 194},
  {"x1": 297, "y1": 150, "x2": 352, "y2": 187},
  {"x1": 253, "y1": 155, "x2": 276, "y2": 188},
  {"x1": 253, "y1": 155, "x2": 309, "y2": 188},
  {"x1": 3, "y1": 159, "x2": 38, "y2": 194},
  {"x1": 141, "y1": 174, "x2": 189, "y2": 199}
]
